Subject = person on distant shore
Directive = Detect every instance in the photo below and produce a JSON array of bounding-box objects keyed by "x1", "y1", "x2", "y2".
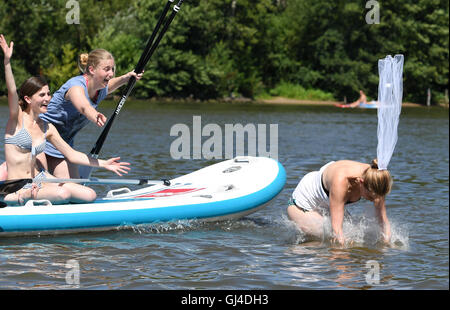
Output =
[
  {"x1": 1, "y1": 34, "x2": 131, "y2": 205},
  {"x1": 287, "y1": 159, "x2": 392, "y2": 245},
  {"x1": 349, "y1": 90, "x2": 368, "y2": 107},
  {"x1": 335, "y1": 90, "x2": 377, "y2": 108},
  {"x1": 39, "y1": 49, "x2": 143, "y2": 179}
]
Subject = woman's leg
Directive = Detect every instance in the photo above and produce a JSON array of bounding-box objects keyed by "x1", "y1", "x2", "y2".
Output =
[
  {"x1": 3, "y1": 182, "x2": 96, "y2": 205},
  {"x1": 287, "y1": 204, "x2": 325, "y2": 239},
  {"x1": 46, "y1": 155, "x2": 80, "y2": 179},
  {"x1": 3, "y1": 184, "x2": 39, "y2": 205},
  {"x1": 37, "y1": 172, "x2": 97, "y2": 204},
  {"x1": 0, "y1": 161, "x2": 8, "y2": 181},
  {"x1": 60, "y1": 182, "x2": 97, "y2": 203},
  {"x1": 34, "y1": 182, "x2": 96, "y2": 204}
]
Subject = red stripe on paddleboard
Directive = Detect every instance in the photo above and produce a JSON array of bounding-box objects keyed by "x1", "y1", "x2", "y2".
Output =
[{"x1": 134, "y1": 188, "x2": 205, "y2": 198}]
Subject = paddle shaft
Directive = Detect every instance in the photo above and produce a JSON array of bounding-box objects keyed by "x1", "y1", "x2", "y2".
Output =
[
  {"x1": 1, "y1": 177, "x2": 170, "y2": 188},
  {"x1": 88, "y1": 0, "x2": 184, "y2": 158},
  {"x1": 38, "y1": 178, "x2": 171, "y2": 186}
]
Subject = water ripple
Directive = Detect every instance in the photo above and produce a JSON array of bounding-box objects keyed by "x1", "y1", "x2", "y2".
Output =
[{"x1": 0, "y1": 103, "x2": 448, "y2": 289}]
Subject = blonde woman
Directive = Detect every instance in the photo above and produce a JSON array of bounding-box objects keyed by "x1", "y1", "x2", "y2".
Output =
[
  {"x1": 1, "y1": 34, "x2": 130, "y2": 205},
  {"x1": 40, "y1": 49, "x2": 143, "y2": 178},
  {"x1": 287, "y1": 159, "x2": 392, "y2": 245},
  {"x1": 289, "y1": 55, "x2": 403, "y2": 246}
]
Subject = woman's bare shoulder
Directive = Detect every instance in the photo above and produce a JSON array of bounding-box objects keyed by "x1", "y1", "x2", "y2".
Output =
[
  {"x1": 332, "y1": 160, "x2": 370, "y2": 170},
  {"x1": 325, "y1": 160, "x2": 370, "y2": 180}
]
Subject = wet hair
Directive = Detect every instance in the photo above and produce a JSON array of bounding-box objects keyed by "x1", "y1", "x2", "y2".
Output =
[
  {"x1": 362, "y1": 159, "x2": 393, "y2": 197},
  {"x1": 17, "y1": 76, "x2": 48, "y2": 111},
  {"x1": 78, "y1": 49, "x2": 115, "y2": 74}
]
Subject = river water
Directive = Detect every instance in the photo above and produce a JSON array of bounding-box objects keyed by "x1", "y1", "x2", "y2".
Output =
[{"x1": 0, "y1": 101, "x2": 448, "y2": 290}]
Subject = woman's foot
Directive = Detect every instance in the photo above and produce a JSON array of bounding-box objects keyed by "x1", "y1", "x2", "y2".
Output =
[{"x1": 17, "y1": 184, "x2": 39, "y2": 205}]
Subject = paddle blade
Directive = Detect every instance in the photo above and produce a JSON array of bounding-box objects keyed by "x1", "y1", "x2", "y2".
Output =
[
  {"x1": 0, "y1": 179, "x2": 31, "y2": 195},
  {"x1": 78, "y1": 165, "x2": 94, "y2": 179}
]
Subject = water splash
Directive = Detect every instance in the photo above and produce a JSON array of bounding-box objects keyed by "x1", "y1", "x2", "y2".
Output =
[
  {"x1": 118, "y1": 220, "x2": 203, "y2": 234},
  {"x1": 342, "y1": 215, "x2": 409, "y2": 250},
  {"x1": 119, "y1": 217, "x2": 271, "y2": 235},
  {"x1": 280, "y1": 211, "x2": 409, "y2": 250}
]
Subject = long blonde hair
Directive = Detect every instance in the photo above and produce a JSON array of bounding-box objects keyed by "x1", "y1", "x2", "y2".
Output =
[
  {"x1": 78, "y1": 49, "x2": 115, "y2": 74},
  {"x1": 362, "y1": 159, "x2": 393, "y2": 197}
]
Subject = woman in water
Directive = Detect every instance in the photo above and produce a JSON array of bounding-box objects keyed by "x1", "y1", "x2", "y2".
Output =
[
  {"x1": 40, "y1": 48, "x2": 143, "y2": 178},
  {"x1": 1, "y1": 34, "x2": 130, "y2": 205},
  {"x1": 287, "y1": 159, "x2": 392, "y2": 245}
]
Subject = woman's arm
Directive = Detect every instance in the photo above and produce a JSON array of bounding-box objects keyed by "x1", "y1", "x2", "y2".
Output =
[
  {"x1": 374, "y1": 197, "x2": 391, "y2": 243},
  {"x1": 329, "y1": 201, "x2": 346, "y2": 244},
  {"x1": 107, "y1": 71, "x2": 143, "y2": 94},
  {"x1": 328, "y1": 180, "x2": 348, "y2": 244},
  {"x1": 46, "y1": 124, "x2": 130, "y2": 176},
  {"x1": 65, "y1": 86, "x2": 107, "y2": 126},
  {"x1": 0, "y1": 34, "x2": 19, "y2": 118}
]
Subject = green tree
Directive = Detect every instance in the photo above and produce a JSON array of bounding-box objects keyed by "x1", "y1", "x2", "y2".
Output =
[
  {"x1": 43, "y1": 43, "x2": 80, "y2": 92},
  {"x1": 275, "y1": 0, "x2": 448, "y2": 103},
  {"x1": 1, "y1": 0, "x2": 448, "y2": 103}
]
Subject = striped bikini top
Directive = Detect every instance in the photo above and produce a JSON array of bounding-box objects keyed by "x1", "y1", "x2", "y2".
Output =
[{"x1": 4, "y1": 116, "x2": 48, "y2": 156}]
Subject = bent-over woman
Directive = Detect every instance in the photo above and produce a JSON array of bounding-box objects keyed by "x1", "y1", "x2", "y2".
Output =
[{"x1": 287, "y1": 159, "x2": 392, "y2": 245}]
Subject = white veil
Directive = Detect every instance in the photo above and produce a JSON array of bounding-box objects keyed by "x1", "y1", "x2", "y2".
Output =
[{"x1": 376, "y1": 54, "x2": 404, "y2": 170}]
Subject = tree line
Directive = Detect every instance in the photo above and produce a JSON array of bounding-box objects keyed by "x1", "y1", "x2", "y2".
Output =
[{"x1": 0, "y1": 0, "x2": 448, "y2": 104}]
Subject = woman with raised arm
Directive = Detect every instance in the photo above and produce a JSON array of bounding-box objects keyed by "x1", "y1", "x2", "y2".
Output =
[
  {"x1": 40, "y1": 49, "x2": 143, "y2": 178},
  {"x1": 1, "y1": 34, "x2": 130, "y2": 205}
]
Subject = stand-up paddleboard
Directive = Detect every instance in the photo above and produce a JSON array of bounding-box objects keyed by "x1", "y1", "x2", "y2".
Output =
[
  {"x1": 358, "y1": 102, "x2": 378, "y2": 109},
  {"x1": 0, "y1": 156, "x2": 286, "y2": 237},
  {"x1": 334, "y1": 102, "x2": 378, "y2": 109}
]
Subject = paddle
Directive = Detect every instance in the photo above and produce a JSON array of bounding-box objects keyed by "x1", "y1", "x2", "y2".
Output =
[
  {"x1": 0, "y1": 179, "x2": 31, "y2": 196},
  {"x1": 0, "y1": 177, "x2": 170, "y2": 195},
  {"x1": 79, "y1": 0, "x2": 185, "y2": 179},
  {"x1": 39, "y1": 177, "x2": 171, "y2": 186}
]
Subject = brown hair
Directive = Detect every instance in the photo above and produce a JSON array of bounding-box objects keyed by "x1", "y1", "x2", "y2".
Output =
[
  {"x1": 361, "y1": 159, "x2": 393, "y2": 197},
  {"x1": 18, "y1": 76, "x2": 48, "y2": 111},
  {"x1": 78, "y1": 49, "x2": 114, "y2": 74}
]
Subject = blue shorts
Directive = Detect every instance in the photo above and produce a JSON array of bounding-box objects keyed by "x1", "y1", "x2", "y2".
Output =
[{"x1": 44, "y1": 139, "x2": 74, "y2": 159}]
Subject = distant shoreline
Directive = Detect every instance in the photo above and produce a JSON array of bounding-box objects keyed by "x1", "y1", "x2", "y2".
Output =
[
  {"x1": 0, "y1": 95, "x2": 445, "y2": 108},
  {"x1": 120, "y1": 95, "x2": 446, "y2": 108},
  {"x1": 257, "y1": 96, "x2": 426, "y2": 108}
]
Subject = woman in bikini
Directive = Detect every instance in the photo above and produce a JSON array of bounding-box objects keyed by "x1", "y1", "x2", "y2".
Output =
[
  {"x1": 287, "y1": 159, "x2": 392, "y2": 245},
  {"x1": 1, "y1": 34, "x2": 130, "y2": 205}
]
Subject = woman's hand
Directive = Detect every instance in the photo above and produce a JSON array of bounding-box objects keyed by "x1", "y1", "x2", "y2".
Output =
[
  {"x1": 125, "y1": 70, "x2": 144, "y2": 82},
  {"x1": 0, "y1": 34, "x2": 13, "y2": 63},
  {"x1": 331, "y1": 233, "x2": 346, "y2": 246},
  {"x1": 95, "y1": 112, "x2": 107, "y2": 127},
  {"x1": 331, "y1": 234, "x2": 354, "y2": 247},
  {"x1": 106, "y1": 70, "x2": 144, "y2": 94},
  {"x1": 101, "y1": 157, "x2": 131, "y2": 176}
]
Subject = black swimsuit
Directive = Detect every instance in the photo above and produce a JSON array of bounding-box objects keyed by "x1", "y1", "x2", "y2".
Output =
[{"x1": 321, "y1": 175, "x2": 361, "y2": 205}]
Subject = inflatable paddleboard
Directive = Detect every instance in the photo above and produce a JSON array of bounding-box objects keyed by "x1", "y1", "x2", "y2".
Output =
[
  {"x1": 358, "y1": 102, "x2": 378, "y2": 109},
  {"x1": 0, "y1": 156, "x2": 286, "y2": 237},
  {"x1": 334, "y1": 102, "x2": 378, "y2": 109}
]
